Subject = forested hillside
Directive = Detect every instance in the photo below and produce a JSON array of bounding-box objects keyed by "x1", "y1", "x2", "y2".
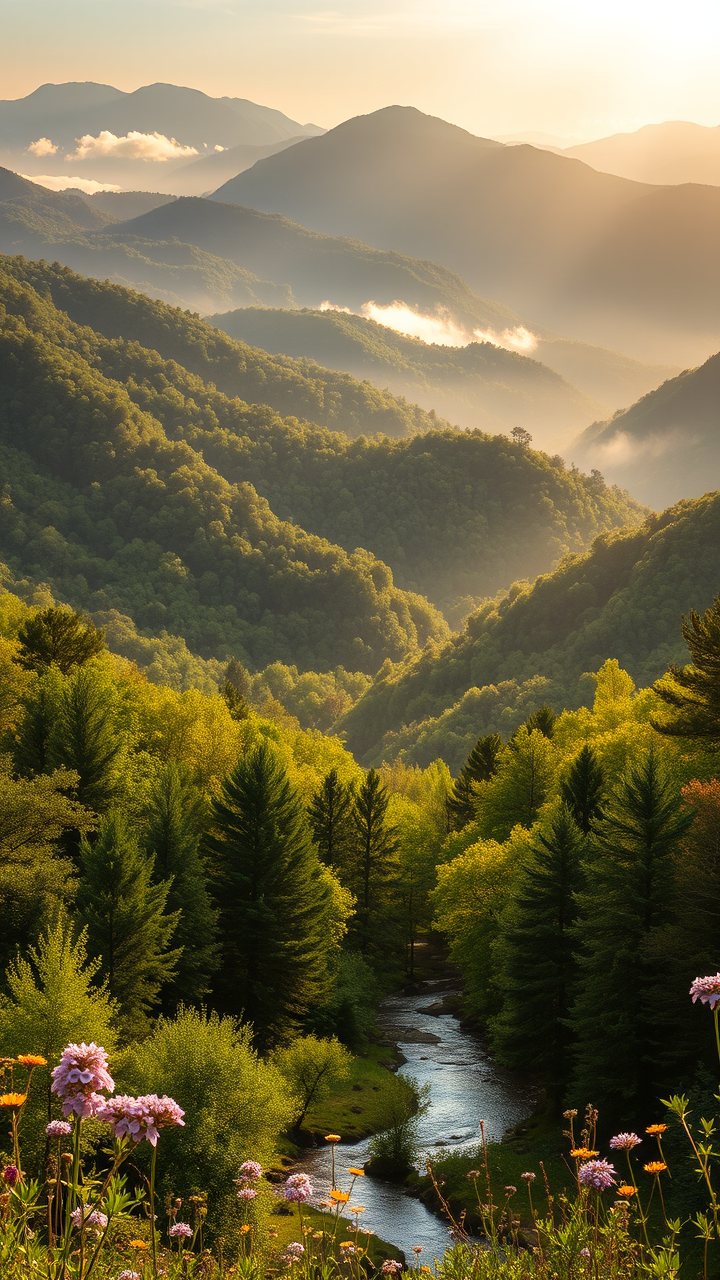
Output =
[
  {"x1": 340, "y1": 492, "x2": 720, "y2": 765},
  {"x1": 0, "y1": 262, "x2": 448, "y2": 671},
  {"x1": 573, "y1": 351, "x2": 720, "y2": 508}
]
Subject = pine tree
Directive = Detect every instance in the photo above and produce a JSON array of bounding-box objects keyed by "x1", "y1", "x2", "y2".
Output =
[
  {"x1": 560, "y1": 744, "x2": 605, "y2": 834},
  {"x1": 13, "y1": 666, "x2": 64, "y2": 778},
  {"x1": 205, "y1": 742, "x2": 334, "y2": 1049},
  {"x1": 347, "y1": 769, "x2": 399, "y2": 957},
  {"x1": 222, "y1": 658, "x2": 252, "y2": 720},
  {"x1": 477, "y1": 727, "x2": 557, "y2": 840},
  {"x1": 492, "y1": 805, "x2": 584, "y2": 1105},
  {"x1": 16, "y1": 607, "x2": 105, "y2": 675},
  {"x1": 523, "y1": 705, "x2": 556, "y2": 739},
  {"x1": 447, "y1": 733, "x2": 502, "y2": 830},
  {"x1": 570, "y1": 746, "x2": 694, "y2": 1120},
  {"x1": 652, "y1": 595, "x2": 720, "y2": 744},
  {"x1": 308, "y1": 768, "x2": 355, "y2": 869},
  {"x1": 50, "y1": 666, "x2": 122, "y2": 811},
  {"x1": 143, "y1": 762, "x2": 219, "y2": 1008},
  {"x1": 76, "y1": 810, "x2": 180, "y2": 1034}
]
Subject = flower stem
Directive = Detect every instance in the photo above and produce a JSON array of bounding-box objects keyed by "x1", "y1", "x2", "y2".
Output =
[{"x1": 149, "y1": 1142, "x2": 158, "y2": 1279}]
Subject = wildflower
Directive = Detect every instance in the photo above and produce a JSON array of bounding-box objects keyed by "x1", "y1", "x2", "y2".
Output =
[
  {"x1": 609, "y1": 1133, "x2": 642, "y2": 1150},
  {"x1": 579, "y1": 1249, "x2": 591, "y2": 1259},
  {"x1": 238, "y1": 1160, "x2": 263, "y2": 1179},
  {"x1": 169, "y1": 1222, "x2": 193, "y2": 1238},
  {"x1": 570, "y1": 1148, "x2": 598, "y2": 1159},
  {"x1": 236, "y1": 1188, "x2": 258, "y2": 1201},
  {"x1": 46, "y1": 1120, "x2": 72, "y2": 1138},
  {"x1": 330, "y1": 1190, "x2": 350, "y2": 1203},
  {"x1": 0, "y1": 1093, "x2": 27, "y2": 1109},
  {"x1": 563, "y1": 1109, "x2": 578, "y2": 1119},
  {"x1": 129, "y1": 1240, "x2": 148, "y2": 1250},
  {"x1": 504, "y1": 1185, "x2": 517, "y2": 1194},
  {"x1": 521, "y1": 1172, "x2": 536, "y2": 1182},
  {"x1": 466, "y1": 1170, "x2": 480, "y2": 1180},
  {"x1": 381, "y1": 1262, "x2": 402, "y2": 1274},
  {"x1": 97, "y1": 1094, "x2": 184, "y2": 1146},
  {"x1": 421, "y1": 1268, "x2": 431, "y2": 1274},
  {"x1": 348, "y1": 1167, "x2": 365, "y2": 1176},
  {"x1": 643, "y1": 1162, "x2": 667, "y2": 1175},
  {"x1": 689, "y1": 974, "x2": 720, "y2": 1009},
  {"x1": 284, "y1": 1173, "x2": 314, "y2": 1203},
  {"x1": 285, "y1": 1243, "x2": 304, "y2": 1257},
  {"x1": 71, "y1": 1207, "x2": 108, "y2": 1231},
  {"x1": 16, "y1": 1054, "x2": 47, "y2": 1067},
  {"x1": 646, "y1": 1124, "x2": 668, "y2": 1135},
  {"x1": 340, "y1": 1241, "x2": 354, "y2": 1250},
  {"x1": 413, "y1": 1247, "x2": 423, "y2": 1254},
  {"x1": 3, "y1": 1166, "x2": 21, "y2": 1186},
  {"x1": 116, "y1": 1272, "x2": 141, "y2": 1280},
  {"x1": 240, "y1": 1225, "x2": 251, "y2": 1235},
  {"x1": 578, "y1": 1159, "x2": 617, "y2": 1191},
  {"x1": 51, "y1": 1044, "x2": 114, "y2": 1119},
  {"x1": 617, "y1": 1186, "x2": 637, "y2": 1197},
  {"x1": 324, "y1": 1133, "x2": 341, "y2": 1142},
  {"x1": 349, "y1": 1205, "x2": 365, "y2": 1212}
]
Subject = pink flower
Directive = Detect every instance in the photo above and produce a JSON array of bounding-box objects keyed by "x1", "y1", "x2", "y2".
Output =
[
  {"x1": 51, "y1": 1044, "x2": 114, "y2": 1118},
  {"x1": 283, "y1": 1172, "x2": 313, "y2": 1203},
  {"x1": 238, "y1": 1160, "x2": 263, "y2": 1179},
  {"x1": 578, "y1": 1159, "x2": 617, "y2": 1191},
  {"x1": 3, "y1": 1166, "x2": 21, "y2": 1187},
  {"x1": 521, "y1": 1172, "x2": 536, "y2": 1182},
  {"x1": 690, "y1": 974, "x2": 720, "y2": 1010},
  {"x1": 382, "y1": 1262, "x2": 403, "y2": 1275},
  {"x1": 169, "y1": 1222, "x2": 193, "y2": 1239},
  {"x1": 46, "y1": 1120, "x2": 72, "y2": 1138},
  {"x1": 237, "y1": 1187, "x2": 258, "y2": 1200},
  {"x1": 71, "y1": 1207, "x2": 108, "y2": 1231},
  {"x1": 116, "y1": 1272, "x2": 141, "y2": 1280},
  {"x1": 609, "y1": 1133, "x2": 642, "y2": 1150},
  {"x1": 97, "y1": 1094, "x2": 185, "y2": 1147}
]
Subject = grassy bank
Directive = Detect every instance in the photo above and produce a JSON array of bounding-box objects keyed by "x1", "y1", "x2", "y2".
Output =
[{"x1": 301, "y1": 1041, "x2": 407, "y2": 1143}]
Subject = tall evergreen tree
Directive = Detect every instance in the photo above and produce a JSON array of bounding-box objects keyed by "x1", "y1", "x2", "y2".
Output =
[
  {"x1": 477, "y1": 727, "x2": 557, "y2": 840},
  {"x1": 491, "y1": 805, "x2": 584, "y2": 1105},
  {"x1": 447, "y1": 733, "x2": 502, "y2": 830},
  {"x1": 560, "y1": 745, "x2": 605, "y2": 834},
  {"x1": 570, "y1": 746, "x2": 694, "y2": 1120},
  {"x1": 222, "y1": 659, "x2": 251, "y2": 720},
  {"x1": 347, "y1": 769, "x2": 399, "y2": 956},
  {"x1": 50, "y1": 666, "x2": 122, "y2": 811},
  {"x1": 308, "y1": 768, "x2": 355, "y2": 869},
  {"x1": 76, "y1": 810, "x2": 180, "y2": 1034},
  {"x1": 523, "y1": 705, "x2": 556, "y2": 739},
  {"x1": 652, "y1": 595, "x2": 720, "y2": 744},
  {"x1": 16, "y1": 606, "x2": 105, "y2": 675},
  {"x1": 13, "y1": 666, "x2": 64, "y2": 778},
  {"x1": 205, "y1": 742, "x2": 334, "y2": 1049},
  {"x1": 143, "y1": 762, "x2": 219, "y2": 1008}
]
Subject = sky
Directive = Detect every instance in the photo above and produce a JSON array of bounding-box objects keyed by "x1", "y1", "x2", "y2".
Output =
[{"x1": 2, "y1": 0, "x2": 719, "y2": 140}]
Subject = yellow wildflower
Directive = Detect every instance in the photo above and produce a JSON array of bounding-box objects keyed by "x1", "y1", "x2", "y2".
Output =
[
  {"x1": 570, "y1": 1148, "x2": 598, "y2": 1159},
  {"x1": 617, "y1": 1186, "x2": 637, "y2": 1197},
  {"x1": 644, "y1": 1162, "x2": 667, "y2": 1175},
  {"x1": 330, "y1": 1190, "x2": 350, "y2": 1203},
  {"x1": 348, "y1": 1167, "x2": 365, "y2": 1176},
  {"x1": 16, "y1": 1054, "x2": 47, "y2": 1067},
  {"x1": 0, "y1": 1094, "x2": 27, "y2": 1109},
  {"x1": 645, "y1": 1124, "x2": 668, "y2": 1135},
  {"x1": 325, "y1": 1134, "x2": 341, "y2": 1142}
]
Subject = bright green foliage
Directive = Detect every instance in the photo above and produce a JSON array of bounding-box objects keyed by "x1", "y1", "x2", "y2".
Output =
[
  {"x1": 122, "y1": 1006, "x2": 298, "y2": 1228},
  {"x1": 447, "y1": 733, "x2": 503, "y2": 830},
  {"x1": 560, "y1": 744, "x2": 605, "y2": 834},
  {"x1": 653, "y1": 594, "x2": 720, "y2": 744},
  {"x1": 570, "y1": 746, "x2": 694, "y2": 1118},
  {"x1": 491, "y1": 805, "x2": 584, "y2": 1104},
  {"x1": 206, "y1": 742, "x2": 336, "y2": 1049},
  {"x1": 0, "y1": 766, "x2": 94, "y2": 972},
  {"x1": 270, "y1": 1033, "x2": 353, "y2": 1129},
  {"x1": 476, "y1": 728, "x2": 557, "y2": 840},
  {"x1": 142, "y1": 762, "x2": 219, "y2": 1008},
  {"x1": 346, "y1": 769, "x2": 400, "y2": 960},
  {"x1": 16, "y1": 606, "x2": 105, "y2": 674},
  {"x1": 76, "y1": 810, "x2": 181, "y2": 1034},
  {"x1": 49, "y1": 665, "x2": 123, "y2": 811},
  {"x1": 308, "y1": 767, "x2": 356, "y2": 869},
  {"x1": 394, "y1": 797, "x2": 441, "y2": 979}
]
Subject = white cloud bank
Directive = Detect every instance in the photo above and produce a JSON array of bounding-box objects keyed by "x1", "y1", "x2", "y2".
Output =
[
  {"x1": 66, "y1": 132, "x2": 199, "y2": 162},
  {"x1": 21, "y1": 174, "x2": 122, "y2": 194},
  {"x1": 28, "y1": 137, "x2": 58, "y2": 157},
  {"x1": 320, "y1": 299, "x2": 538, "y2": 353}
]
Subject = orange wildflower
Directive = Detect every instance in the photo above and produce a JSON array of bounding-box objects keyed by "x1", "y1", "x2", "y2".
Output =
[
  {"x1": 324, "y1": 1134, "x2": 341, "y2": 1143},
  {"x1": 643, "y1": 1162, "x2": 667, "y2": 1175},
  {"x1": 645, "y1": 1124, "x2": 668, "y2": 1135},
  {"x1": 348, "y1": 1168, "x2": 365, "y2": 1176},
  {"x1": 330, "y1": 1190, "x2": 350, "y2": 1203},
  {"x1": 0, "y1": 1094, "x2": 27, "y2": 1109},
  {"x1": 570, "y1": 1148, "x2": 598, "y2": 1159},
  {"x1": 617, "y1": 1186, "x2": 637, "y2": 1197},
  {"x1": 16, "y1": 1054, "x2": 47, "y2": 1067}
]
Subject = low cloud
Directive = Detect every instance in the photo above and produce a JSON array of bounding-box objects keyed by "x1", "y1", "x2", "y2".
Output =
[
  {"x1": 21, "y1": 174, "x2": 122, "y2": 194},
  {"x1": 320, "y1": 299, "x2": 539, "y2": 354},
  {"x1": 473, "y1": 325, "x2": 538, "y2": 353},
  {"x1": 28, "y1": 137, "x2": 58, "y2": 157},
  {"x1": 66, "y1": 131, "x2": 199, "y2": 162},
  {"x1": 593, "y1": 428, "x2": 692, "y2": 466}
]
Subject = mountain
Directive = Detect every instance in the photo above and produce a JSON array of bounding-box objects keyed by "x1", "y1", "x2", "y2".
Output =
[
  {"x1": 77, "y1": 190, "x2": 177, "y2": 219},
  {"x1": 562, "y1": 122, "x2": 720, "y2": 187},
  {"x1": 0, "y1": 257, "x2": 447, "y2": 673},
  {"x1": 0, "y1": 81, "x2": 324, "y2": 189},
  {"x1": 208, "y1": 304, "x2": 603, "y2": 441},
  {"x1": 214, "y1": 106, "x2": 720, "y2": 364},
  {"x1": 338, "y1": 492, "x2": 720, "y2": 766},
  {"x1": 165, "y1": 139, "x2": 306, "y2": 197},
  {"x1": 0, "y1": 256, "x2": 644, "y2": 626},
  {"x1": 571, "y1": 352, "x2": 720, "y2": 509}
]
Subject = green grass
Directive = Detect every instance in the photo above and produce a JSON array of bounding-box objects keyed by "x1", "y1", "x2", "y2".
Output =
[
  {"x1": 302, "y1": 1043, "x2": 405, "y2": 1142},
  {"x1": 268, "y1": 1201, "x2": 403, "y2": 1265}
]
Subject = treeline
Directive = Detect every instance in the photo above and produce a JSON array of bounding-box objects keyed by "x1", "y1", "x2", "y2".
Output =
[{"x1": 432, "y1": 599, "x2": 720, "y2": 1123}]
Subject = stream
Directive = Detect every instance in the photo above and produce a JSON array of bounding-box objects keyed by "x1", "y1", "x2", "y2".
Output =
[{"x1": 300, "y1": 975, "x2": 537, "y2": 1261}]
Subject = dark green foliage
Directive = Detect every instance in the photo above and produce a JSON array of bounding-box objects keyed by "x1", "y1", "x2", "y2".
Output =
[
  {"x1": 205, "y1": 742, "x2": 335, "y2": 1050},
  {"x1": 570, "y1": 747, "x2": 694, "y2": 1119},
  {"x1": 13, "y1": 667, "x2": 63, "y2": 778},
  {"x1": 347, "y1": 769, "x2": 400, "y2": 959},
  {"x1": 50, "y1": 666, "x2": 122, "y2": 812},
  {"x1": 523, "y1": 705, "x2": 556, "y2": 739},
  {"x1": 477, "y1": 728, "x2": 557, "y2": 840},
  {"x1": 491, "y1": 805, "x2": 584, "y2": 1105},
  {"x1": 15, "y1": 606, "x2": 105, "y2": 674},
  {"x1": 76, "y1": 810, "x2": 180, "y2": 1033},
  {"x1": 653, "y1": 594, "x2": 720, "y2": 744},
  {"x1": 560, "y1": 745, "x2": 605, "y2": 834},
  {"x1": 142, "y1": 763, "x2": 219, "y2": 1008},
  {"x1": 304, "y1": 952, "x2": 380, "y2": 1049},
  {"x1": 222, "y1": 681, "x2": 250, "y2": 721},
  {"x1": 307, "y1": 768, "x2": 355, "y2": 869},
  {"x1": 447, "y1": 733, "x2": 502, "y2": 830}
]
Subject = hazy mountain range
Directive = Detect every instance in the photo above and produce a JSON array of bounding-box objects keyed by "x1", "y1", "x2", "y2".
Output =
[
  {"x1": 216, "y1": 106, "x2": 720, "y2": 365},
  {"x1": 559, "y1": 122, "x2": 720, "y2": 187}
]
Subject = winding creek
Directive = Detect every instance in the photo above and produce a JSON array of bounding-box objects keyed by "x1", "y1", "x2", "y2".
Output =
[{"x1": 301, "y1": 976, "x2": 537, "y2": 1261}]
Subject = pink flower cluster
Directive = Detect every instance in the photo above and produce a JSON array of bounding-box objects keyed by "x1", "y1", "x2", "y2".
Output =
[
  {"x1": 71, "y1": 1206, "x2": 109, "y2": 1231},
  {"x1": 382, "y1": 1262, "x2": 403, "y2": 1275},
  {"x1": 115, "y1": 1272, "x2": 141, "y2": 1280},
  {"x1": 238, "y1": 1160, "x2": 263, "y2": 1179},
  {"x1": 690, "y1": 974, "x2": 720, "y2": 1010},
  {"x1": 609, "y1": 1133, "x2": 642, "y2": 1150},
  {"x1": 46, "y1": 1120, "x2": 72, "y2": 1138},
  {"x1": 51, "y1": 1043, "x2": 114, "y2": 1119},
  {"x1": 283, "y1": 1172, "x2": 313, "y2": 1203},
  {"x1": 237, "y1": 1188, "x2": 258, "y2": 1201},
  {"x1": 97, "y1": 1094, "x2": 185, "y2": 1147},
  {"x1": 578, "y1": 1159, "x2": 617, "y2": 1191},
  {"x1": 3, "y1": 1166, "x2": 20, "y2": 1187},
  {"x1": 169, "y1": 1222, "x2": 192, "y2": 1239}
]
